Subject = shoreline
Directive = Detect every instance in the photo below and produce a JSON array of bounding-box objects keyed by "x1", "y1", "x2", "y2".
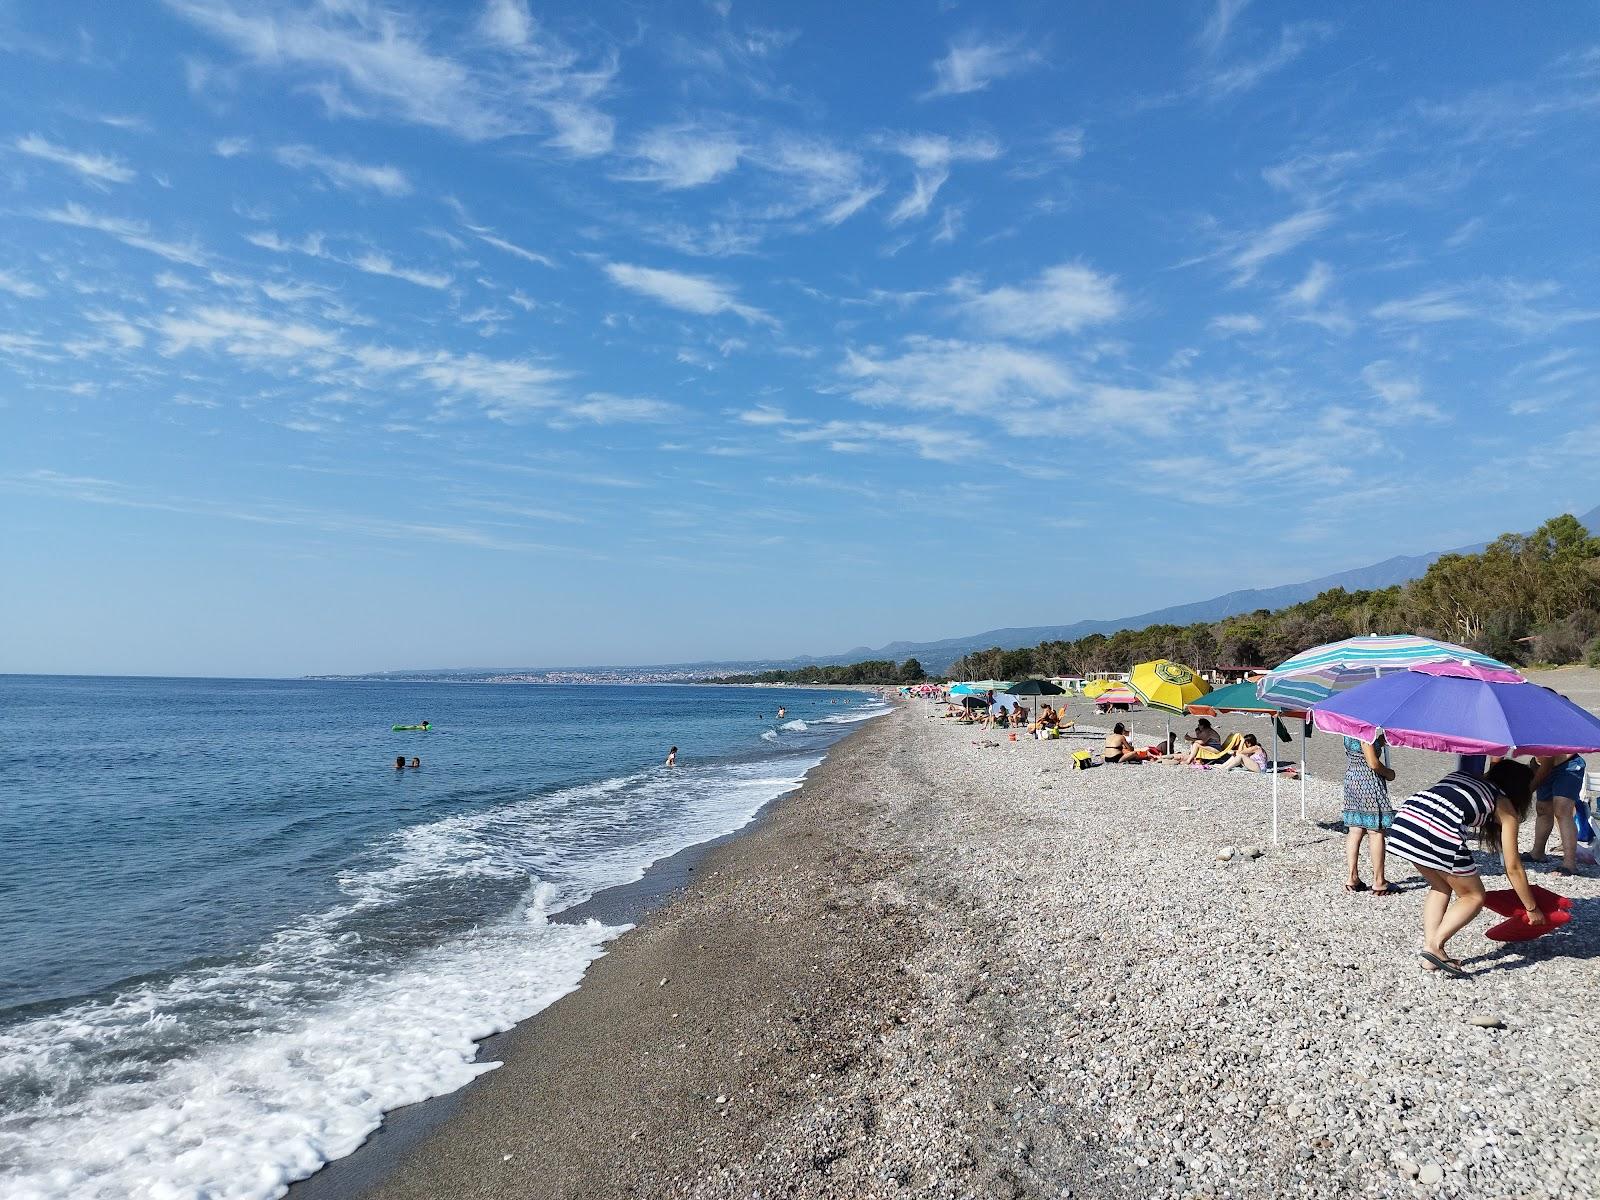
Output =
[
  {"x1": 288, "y1": 702, "x2": 894, "y2": 1200},
  {"x1": 327, "y1": 690, "x2": 1599, "y2": 1200}
]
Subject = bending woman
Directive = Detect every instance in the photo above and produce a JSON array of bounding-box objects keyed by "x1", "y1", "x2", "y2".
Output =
[{"x1": 1385, "y1": 760, "x2": 1541, "y2": 977}]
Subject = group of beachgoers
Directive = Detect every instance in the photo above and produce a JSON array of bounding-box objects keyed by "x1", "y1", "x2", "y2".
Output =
[
  {"x1": 936, "y1": 688, "x2": 1588, "y2": 979},
  {"x1": 1338, "y1": 737, "x2": 1589, "y2": 977},
  {"x1": 943, "y1": 696, "x2": 1074, "y2": 736}
]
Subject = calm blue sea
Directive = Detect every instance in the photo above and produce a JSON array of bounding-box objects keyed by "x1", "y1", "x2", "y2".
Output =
[{"x1": 0, "y1": 675, "x2": 885, "y2": 1200}]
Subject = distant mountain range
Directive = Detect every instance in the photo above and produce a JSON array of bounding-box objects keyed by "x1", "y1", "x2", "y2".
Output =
[
  {"x1": 777, "y1": 503, "x2": 1600, "y2": 675},
  {"x1": 325, "y1": 506, "x2": 1597, "y2": 682}
]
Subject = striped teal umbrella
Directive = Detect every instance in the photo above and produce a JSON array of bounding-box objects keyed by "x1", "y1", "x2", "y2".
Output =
[{"x1": 1257, "y1": 635, "x2": 1521, "y2": 709}]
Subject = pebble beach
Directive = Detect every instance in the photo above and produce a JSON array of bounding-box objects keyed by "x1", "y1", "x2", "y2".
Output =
[{"x1": 340, "y1": 673, "x2": 1600, "y2": 1200}]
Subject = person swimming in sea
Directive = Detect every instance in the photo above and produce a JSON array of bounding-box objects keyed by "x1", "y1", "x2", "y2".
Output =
[
  {"x1": 777, "y1": 707, "x2": 786, "y2": 719},
  {"x1": 420, "y1": 720, "x2": 430, "y2": 730},
  {"x1": 394, "y1": 755, "x2": 406, "y2": 770},
  {"x1": 408, "y1": 757, "x2": 421, "y2": 769},
  {"x1": 665, "y1": 746, "x2": 678, "y2": 767}
]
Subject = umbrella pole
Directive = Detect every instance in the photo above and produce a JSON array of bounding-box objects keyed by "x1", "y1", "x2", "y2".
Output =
[
  {"x1": 1299, "y1": 717, "x2": 1308, "y2": 820},
  {"x1": 1272, "y1": 736, "x2": 1280, "y2": 842}
]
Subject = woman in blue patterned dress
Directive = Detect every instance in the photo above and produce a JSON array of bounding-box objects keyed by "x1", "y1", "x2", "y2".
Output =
[
  {"x1": 1387, "y1": 759, "x2": 1541, "y2": 977},
  {"x1": 1343, "y1": 734, "x2": 1396, "y2": 895}
]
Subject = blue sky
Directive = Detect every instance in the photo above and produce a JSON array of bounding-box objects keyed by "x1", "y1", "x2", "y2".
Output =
[{"x1": 3, "y1": 2, "x2": 1599, "y2": 676}]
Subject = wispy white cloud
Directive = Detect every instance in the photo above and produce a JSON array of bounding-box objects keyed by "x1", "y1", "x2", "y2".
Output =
[
  {"x1": 41, "y1": 202, "x2": 206, "y2": 265},
  {"x1": 555, "y1": 393, "x2": 680, "y2": 426},
  {"x1": 887, "y1": 134, "x2": 1001, "y2": 224},
  {"x1": 603, "y1": 262, "x2": 774, "y2": 325},
  {"x1": 841, "y1": 336, "x2": 1074, "y2": 416},
  {"x1": 1203, "y1": 21, "x2": 1332, "y2": 98},
  {"x1": 921, "y1": 32, "x2": 1043, "y2": 99},
  {"x1": 1287, "y1": 260, "x2": 1333, "y2": 306},
  {"x1": 166, "y1": 0, "x2": 616, "y2": 152},
  {"x1": 1361, "y1": 360, "x2": 1445, "y2": 424},
  {"x1": 246, "y1": 229, "x2": 451, "y2": 289},
  {"x1": 615, "y1": 125, "x2": 743, "y2": 189},
  {"x1": 0, "y1": 269, "x2": 45, "y2": 298},
  {"x1": 1197, "y1": 0, "x2": 1252, "y2": 56},
  {"x1": 351, "y1": 251, "x2": 450, "y2": 289},
  {"x1": 274, "y1": 144, "x2": 411, "y2": 196},
  {"x1": 1372, "y1": 280, "x2": 1600, "y2": 337},
  {"x1": 952, "y1": 262, "x2": 1124, "y2": 340},
  {"x1": 1225, "y1": 206, "x2": 1332, "y2": 282},
  {"x1": 1208, "y1": 313, "x2": 1263, "y2": 336},
  {"x1": 15, "y1": 133, "x2": 135, "y2": 185},
  {"x1": 213, "y1": 135, "x2": 251, "y2": 158},
  {"x1": 6, "y1": 468, "x2": 594, "y2": 556},
  {"x1": 739, "y1": 406, "x2": 984, "y2": 462}
]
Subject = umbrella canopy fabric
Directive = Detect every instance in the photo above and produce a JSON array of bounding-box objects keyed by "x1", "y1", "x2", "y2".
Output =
[
  {"x1": 1082, "y1": 679, "x2": 1121, "y2": 699},
  {"x1": 1258, "y1": 635, "x2": 1521, "y2": 709},
  {"x1": 1187, "y1": 681, "x2": 1306, "y2": 718},
  {"x1": 1129, "y1": 660, "x2": 1210, "y2": 714},
  {"x1": 1006, "y1": 679, "x2": 1067, "y2": 697},
  {"x1": 1092, "y1": 683, "x2": 1141, "y2": 706},
  {"x1": 1312, "y1": 670, "x2": 1600, "y2": 756},
  {"x1": 949, "y1": 681, "x2": 1010, "y2": 698}
]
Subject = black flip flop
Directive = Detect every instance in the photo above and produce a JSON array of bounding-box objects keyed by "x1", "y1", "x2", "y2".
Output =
[
  {"x1": 1344, "y1": 880, "x2": 1370, "y2": 894},
  {"x1": 1420, "y1": 952, "x2": 1469, "y2": 979},
  {"x1": 1371, "y1": 885, "x2": 1399, "y2": 896}
]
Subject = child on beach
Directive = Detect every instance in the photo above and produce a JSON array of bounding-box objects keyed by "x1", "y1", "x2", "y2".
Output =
[
  {"x1": 1386, "y1": 760, "x2": 1542, "y2": 977},
  {"x1": 1214, "y1": 733, "x2": 1270, "y2": 772}
]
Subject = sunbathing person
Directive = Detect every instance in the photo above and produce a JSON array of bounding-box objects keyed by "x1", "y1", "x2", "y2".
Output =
[
  {"x1": 1180, "y1": 720, "x2": 1223, "y2": 764},
  {"x1": 1213, "y1": 733, "x2": 1270, "y2": 772},
  {"x1": 1103, "y1": 723, "x2": 1140, "y2": 763}
]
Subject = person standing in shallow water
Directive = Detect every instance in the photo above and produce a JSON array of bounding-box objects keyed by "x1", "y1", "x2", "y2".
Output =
[
  {"x1": 665, "y1": 746, "x2": 677, "y2": 767},
  {"x1": 1343, "y1": 734, "x2": 1397, "y2": 895}
]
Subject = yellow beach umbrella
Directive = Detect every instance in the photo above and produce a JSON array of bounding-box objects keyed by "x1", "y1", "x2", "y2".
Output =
[
  {"x1": 1083, "y1": 679, "x2": 1115, "y2": 699},
  {"x1": 1130, "y1": 660, "x2": 1210, "y2": 749},
  {"x1": 1130, "y1": 660, "x2": 1209, "y2": 713}
]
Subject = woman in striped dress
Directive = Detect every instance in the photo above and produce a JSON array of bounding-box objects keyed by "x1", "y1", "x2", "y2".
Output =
[{"x1": 1387, "y1": 760, "x2": 1542, "y2": 977}]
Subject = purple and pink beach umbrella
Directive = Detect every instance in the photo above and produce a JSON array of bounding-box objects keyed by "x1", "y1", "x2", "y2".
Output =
[{"x1": 1312, "y1": 661, "x2": 1600, "y2": 757}]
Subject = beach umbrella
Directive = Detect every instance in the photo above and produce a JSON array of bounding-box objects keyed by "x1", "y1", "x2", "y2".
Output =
[
  {"x1": 1187, "y1": 681, "x2": 1303, "y2": 718},
  {"x1": 1257, "y1": 634, "x2": 1521, "y2": 709},
  {"x1": 1187, "y1": 683, "x2": 1310, "y2": 843},
  {"x1": 1093, "y1": 683, "x2": 1141, "y2": 708},
  {"x1": 1312, "y1": 661, "x2": 1600, "y2": 756},
  {"x1": 1006, "y1": 677, "x2": 1066, "y2": 723},
  {"x1": 1130, "y1": 660, "x2": 1210, "y2": 713},
  {"x1": 1259, "y1": 636, "x2": 1522, "y2": 831},
  {"x1": 1130, "y1": 660, "x2": 1210, "y2": 752},
  {"x1": 1082, "y1": 679, "x2": 1116, "y2": 699}
]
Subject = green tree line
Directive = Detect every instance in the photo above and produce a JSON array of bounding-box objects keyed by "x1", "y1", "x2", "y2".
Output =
[
  {"x1": 707, "y1": 658, "x2": 928, "y2": 685},
  {"x1": 947, "y1": 513, "x2": 1600, "y2": 680}
]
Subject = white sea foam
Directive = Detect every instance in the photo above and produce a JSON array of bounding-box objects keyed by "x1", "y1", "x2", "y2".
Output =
[
  {"x1": 0, "y1": 755, "x2": 823, "y2": 1200},
  {"x1": 780, "y1": 719, "x2": 808, "y2": 731},
  {"x1": 761, "y1": 728, "x2": 778, "y2": 740}
]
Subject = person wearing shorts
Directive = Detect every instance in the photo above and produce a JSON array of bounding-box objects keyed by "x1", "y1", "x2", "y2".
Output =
[
  {"x1": 1386, "y1": 760, "x2": 1542, "y2": 977},
  {"x1": 1530, "y1": 754, "x2": 1585, "y2": 875}
]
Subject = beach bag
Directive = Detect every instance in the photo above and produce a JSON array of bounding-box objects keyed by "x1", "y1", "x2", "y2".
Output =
[{"x1": 1070, "y1": 749, "x2": 1094, "y2": 770}]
